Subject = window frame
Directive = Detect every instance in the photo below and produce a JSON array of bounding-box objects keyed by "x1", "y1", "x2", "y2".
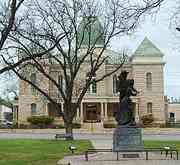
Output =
[
  {"x1": 31, "y1": 103, "x2": 37, "y2": 116},
  {"x1": 146, "y1": 72, "x2": 152, "y2": 90},
  {"x1": 30, "y1": 73, "x2": 37, "y2": 95},
  {"x1": 147, "y1": 102, "x2": 152, "y2": 114}
]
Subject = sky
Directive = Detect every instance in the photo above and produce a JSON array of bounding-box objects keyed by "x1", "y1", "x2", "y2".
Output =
[
  {"x1": 111, "y1": 0, "x2": 180, "y2": 99},
  {"x1": 0, "y1": 0, "x2": 179, "y2": 99}
]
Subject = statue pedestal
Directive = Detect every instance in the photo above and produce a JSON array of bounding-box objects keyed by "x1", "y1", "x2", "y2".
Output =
[{"x1": 113, "y1": 126, "x2": 143, "y2": 151}]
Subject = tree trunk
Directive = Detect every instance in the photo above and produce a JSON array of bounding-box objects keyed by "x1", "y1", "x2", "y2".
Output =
[
  {"x1": 64, "y1": 102, "x2": 77, "y2": 140},
  {"x1": 65, "y1": 121, "x2": 74, "y2": 140}
]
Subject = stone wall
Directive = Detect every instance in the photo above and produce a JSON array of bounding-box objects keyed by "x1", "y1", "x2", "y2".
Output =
[{"x1": 168, "y1": 103, "x2": 180, "y2": 122}]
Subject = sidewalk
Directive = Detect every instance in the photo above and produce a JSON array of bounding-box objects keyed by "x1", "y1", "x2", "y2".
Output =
[{"x1": 58, "y1": 152, "x2": 180, "y2": 165}]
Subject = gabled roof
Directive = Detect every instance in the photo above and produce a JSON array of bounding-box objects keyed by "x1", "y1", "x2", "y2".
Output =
[{"x1": 133, "y1": 37, "x2": 164, "y2": 57}]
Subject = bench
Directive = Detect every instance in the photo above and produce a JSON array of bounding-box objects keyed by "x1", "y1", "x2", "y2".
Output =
[
  {"x1": 85, "y1": 148, "x2": 179, "y2": 161},
  {"x1": 55, "y1": 133, "x2": 73, "y2": 140}
]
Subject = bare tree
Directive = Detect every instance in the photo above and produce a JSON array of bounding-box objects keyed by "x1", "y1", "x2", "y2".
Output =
[
  {"x1": 2, "y1": 0, "x2": 164, "y2": 139},
  {"x1": 0, "y1": 0, "x2": 66, "y2": 76}
]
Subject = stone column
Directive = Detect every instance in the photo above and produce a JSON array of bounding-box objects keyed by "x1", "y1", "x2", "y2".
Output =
[
  {"x1": 45, "y1": 103, "x2": 49, "y2": 115},
  {"x1": 104, "y1": 102, "x2": 108, "y2": 120},
  {"x1": 76, "y1": 107, "x2": 80, "y2": 119},
  {"x1": 80, "y1": 102, "x2": 83, "y2": 122},
  {"x1": 100, "y1": 102, "x2": 104, "y2": 122},
  {"x1": 135, "y1": 103, "x2": 140, "y2": 123},
  {"x1": 61, "y1": 102, "x2": 64, "y2": 112}
]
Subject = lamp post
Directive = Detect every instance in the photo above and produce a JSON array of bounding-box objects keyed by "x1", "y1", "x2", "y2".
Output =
[{"x1": 69, "y1": 144, "x2": 76, "y2": 154}]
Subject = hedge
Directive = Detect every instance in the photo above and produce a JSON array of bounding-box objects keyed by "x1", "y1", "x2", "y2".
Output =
[{"x1": 27, "y1": 116, "x2": 54, "y2": 126}]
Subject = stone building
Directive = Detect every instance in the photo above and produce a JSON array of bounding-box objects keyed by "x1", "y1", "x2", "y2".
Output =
[
  {"x1": 17, "y1": 36, "x2": 166, "y2": 126},
  {"x1": 167, "y1": 99, "x2": 180, "y2": 122}
]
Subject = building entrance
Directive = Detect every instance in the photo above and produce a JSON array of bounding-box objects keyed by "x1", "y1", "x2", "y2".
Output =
[{"x1": 84, "y1": 103, "x2": 101, "y2": 122}]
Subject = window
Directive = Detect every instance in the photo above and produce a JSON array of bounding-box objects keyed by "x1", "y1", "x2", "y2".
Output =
[
  {"x1": 86, "y1": 72, "x2": 96, "y2": 94},
  {"x1": 58, "y1": 74, "x2": 68, "y2": 95},
  {"x1": 147, "y1": 102, "x2": 152, "y2": 114},
  {"x1": 58, "y1": 75, "x2": 63, "y2": 97},
  {"x1": 30, "y1": 73, "x2": 37, "y2": 95},
  {"x1": 58, "y1": 75, "x2": 63, "y2": 88},
  {"x1": 113, "y1": 75, "x2": 117, "y2": 94},
  {"x1": 169, "y1": 112, "x2": 175, "y2": 122},
  {"x1": 31, "y1": 103, "x2": 37, "y2": 116},
  {"x1": 87, "y1": 80, "x2": 97, "y2": 94},
  {"x1": 146, "y1": 72, "x2": 152, "y2": 89},
  {"x1": 92, "y1": 81, "x2": 97, "y2": 93}
]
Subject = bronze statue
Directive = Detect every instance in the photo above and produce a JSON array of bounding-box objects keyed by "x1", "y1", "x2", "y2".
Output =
[{"x1": 115, "y1": 71, "x2": 138, "y2": 126}]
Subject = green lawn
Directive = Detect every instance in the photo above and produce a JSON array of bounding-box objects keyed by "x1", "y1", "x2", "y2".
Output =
[
  {"x1": 0, "y1": 139, "x2": 180, "y2": 165},
  {"x1": 0, "y1": 139, "x2": 93, "y2": 165},
  {"x1": 144, "y1": 140, "x2": 180, "y2": 149}
]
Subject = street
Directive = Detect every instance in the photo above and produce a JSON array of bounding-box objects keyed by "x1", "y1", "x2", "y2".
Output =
[
  {"x1": 0, "y1": 132, "x2": 180, "y2": 140},
  {"x1": 0, "y1": 131, "x2": 180, "y2": 149}
]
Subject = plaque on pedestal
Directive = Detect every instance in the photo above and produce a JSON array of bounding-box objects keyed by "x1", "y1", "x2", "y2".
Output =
[{"x1": 113, "y1": 126, "x2": 143, "y2": 151}]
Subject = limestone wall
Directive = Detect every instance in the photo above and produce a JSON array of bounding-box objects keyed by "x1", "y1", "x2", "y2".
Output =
[
  {"x1": 132, "y1": 63, "x2": 165, "y2": 123},
  {"x1": 168, "y1": 103, "x2": 180, "y2": 122}
]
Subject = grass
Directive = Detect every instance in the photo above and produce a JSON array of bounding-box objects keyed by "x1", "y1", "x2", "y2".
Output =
[
  {"x1": 0, "y1": 139, "x2": 93, "y2": 165},
  {"x1": 0, "y1": 139, "x2": 180, "y2": 165},
  {"x1": 144, "y1": 140, "x2": 180, "y2": 149}
]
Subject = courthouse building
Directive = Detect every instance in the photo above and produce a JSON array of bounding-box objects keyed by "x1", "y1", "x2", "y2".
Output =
[
  {"x1": 17, "y1": 37, "x2": 166, "y2": 126},
  {"x1": 17, "y1": 18, "x2": 166, "y2": 126}
]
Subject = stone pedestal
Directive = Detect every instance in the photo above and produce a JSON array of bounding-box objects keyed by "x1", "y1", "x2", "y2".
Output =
[{"x1": 113, "y1": 126, "x2": 143, "y2": 151}]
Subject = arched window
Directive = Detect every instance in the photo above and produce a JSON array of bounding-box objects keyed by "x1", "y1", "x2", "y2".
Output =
[
  {"x1": 92, "y1": 81, "x2": 97, "y2": 93},
  {"x1": 58, "y1": 75, "x2": 63, "y2": 88},
  {"x1": 31, "y1": 103, "x2": 37, "y2": 116},
  {"x1": 113, "y1": 75, "x2": 117, "y2": 94},
  {"x1": 147, "y1": 102, "x2": 152, "y2": 114},
  {"x1": 30, "y1": 73, "x2": 37, "y2": 94},
  {"x1": 86, "y1": 72, "x2": 96, "y2": 94},
  {"x1": 146, "y1": 72, "x2": 152, "y2": 89}
]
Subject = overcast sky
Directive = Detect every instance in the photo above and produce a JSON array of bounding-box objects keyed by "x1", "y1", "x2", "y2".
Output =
[
  {"x1": 111, "y1": 0, "x2": 180, "y2": 99},
  {"x1": 0, "y1": 0, "x2": 179, "y2": 99}
]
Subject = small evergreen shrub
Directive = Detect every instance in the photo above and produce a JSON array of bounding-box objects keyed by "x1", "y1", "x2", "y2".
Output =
[
  {"x1": 140, "y1": 114, "x2": 154, "y2": 126},
  {"x1": 103, "y1": 121, "x2": 116, "y2": 128},
  {"x1": 27, "y1": 116, "x2": 54, "y2": 128},
  {"x1": 72, "y1": 123, "x2": 81, "y2": 129}
]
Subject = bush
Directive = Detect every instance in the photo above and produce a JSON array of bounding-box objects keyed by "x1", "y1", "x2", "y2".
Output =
[
  {"x1": 54, "y1": 124, "x2": 65, "y2": 129},
  {"x1": 73, "y1": 123, "x2": 81, "y2": 129},
  {"x1": 160, "y1": 122, "x2": 180, "y2": 128},
  {"x1": 12, "y1": 122, "x2": 18, "y2": 129},
  {"x1": 103, "y1": 121, "x2": 116, "y2": 128},
  {"x1": 19, "y1": 124, "x2": 29, "y2": 129},
  {"x1": 140, "y1": 114, "x2": 154, "y2": 126},
  {"x1": 27, "y1": 116, "x2": 54, "y2": 128}
]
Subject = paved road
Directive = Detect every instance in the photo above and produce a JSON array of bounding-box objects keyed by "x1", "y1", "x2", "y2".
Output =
[
  {"x1": 1, "y1": 132, "x2": 180, "y2": 149},
  {"x1": 0, "y1": 132, "x2": 180, "y2": 140}
]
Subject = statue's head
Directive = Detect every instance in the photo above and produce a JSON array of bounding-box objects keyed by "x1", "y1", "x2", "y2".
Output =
[{"x1": 118, "y1": 70, "x2": 129, "y2": 80}]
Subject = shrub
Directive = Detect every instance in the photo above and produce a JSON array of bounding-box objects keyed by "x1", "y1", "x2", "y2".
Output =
[
  {"x1": 160, "y1": 122, "x2": 180, "y2": 128},
  {"x1": 140, "y1": 114, "x2": 154, "y2": 126},
  {"x1": 12, "y1": 122, "x2": 18, "y2": 129},
  {"x1": 73, "y1": 123, "x2": 81, "y2": 129},
  {"x1": 57, "y1": 124, "x2": 65, "y2": 129},
  {"x1": 27, "y1": 116, "x2": 54, "y2": 128},
  {"x1": 103, "y1": 121, "x2": 116, "y2": 128},
  {"x1": 18, "y1": 124, "x2": 29, "y2": 129}
]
